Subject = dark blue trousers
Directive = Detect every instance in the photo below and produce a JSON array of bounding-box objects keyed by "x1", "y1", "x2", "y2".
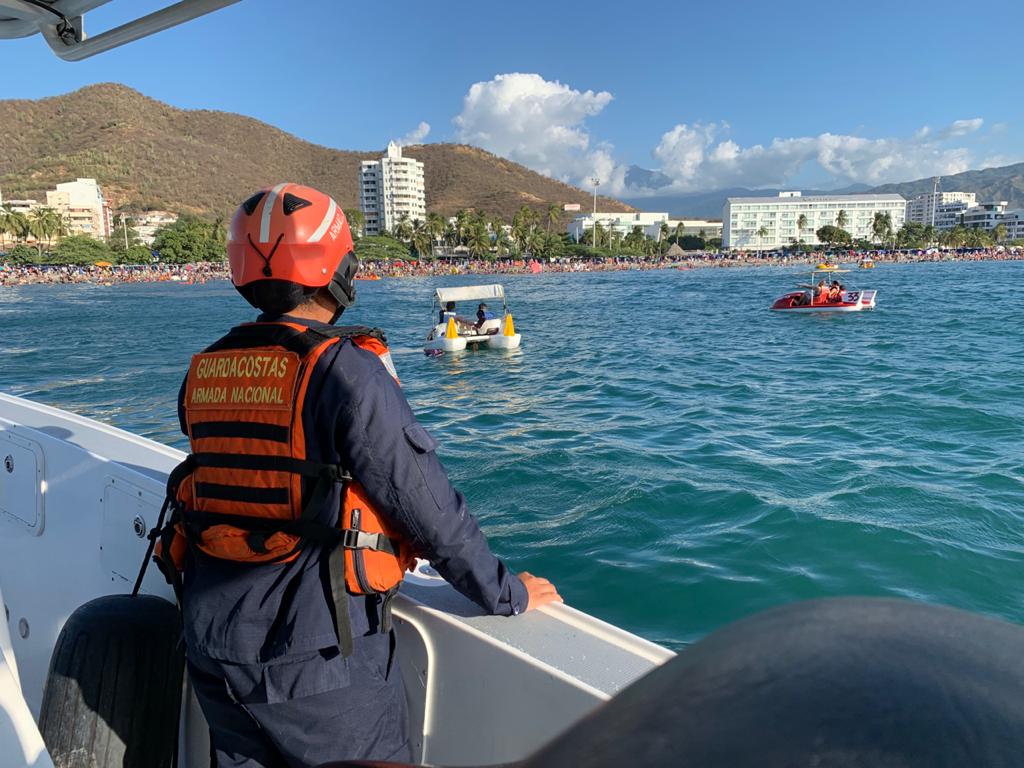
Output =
[{"x1": 187, "y1": 634, "x2": 411, "y2": 768}]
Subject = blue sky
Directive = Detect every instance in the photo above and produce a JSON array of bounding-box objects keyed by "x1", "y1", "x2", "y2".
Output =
[{"x1": 2, "y1": 0, "x2": 1021, "y2": 195}]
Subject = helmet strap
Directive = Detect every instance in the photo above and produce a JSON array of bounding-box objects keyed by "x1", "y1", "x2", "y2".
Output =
[{"x1": 247, "y1": 233, "x2": 285, "y2": 278}]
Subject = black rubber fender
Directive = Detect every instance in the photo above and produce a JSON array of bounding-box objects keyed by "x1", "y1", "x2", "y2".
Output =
[
  {"x1": 320, "y1": 597, "x2": 1024, "y2": 768},
  {"x1": 38, "y1": 594, "x2": 185, "y2": 768}
]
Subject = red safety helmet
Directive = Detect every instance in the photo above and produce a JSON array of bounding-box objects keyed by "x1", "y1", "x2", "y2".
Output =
[{"x1": 227, "y1": 183, "x2": 358, "y2": 317}]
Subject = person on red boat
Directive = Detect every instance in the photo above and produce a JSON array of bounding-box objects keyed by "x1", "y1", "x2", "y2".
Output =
[
  {"x1": 829, "y1": 280, "x2": 844, "y2": 302},
  {"x1": 815, "y1": 280, "x2": 830, "y2": 304},
  {"x1": 161, "y1": 183, "x2": 561, "y2": 768}
]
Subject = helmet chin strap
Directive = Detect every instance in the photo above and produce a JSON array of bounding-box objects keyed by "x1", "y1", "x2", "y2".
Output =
[{"x1": 324, "y1": 252, "x2": 359, "y2": 324}]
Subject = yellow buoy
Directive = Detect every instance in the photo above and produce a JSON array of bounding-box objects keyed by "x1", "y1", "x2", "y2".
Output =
[
  {"x1": 503, "y1": 313, "x2": 516, "y2": 336},
  {"x1": 445, "y1": 316, "x2": 458, "y2": 339}
]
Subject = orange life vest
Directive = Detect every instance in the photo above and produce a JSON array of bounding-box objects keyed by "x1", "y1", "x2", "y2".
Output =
[{"x1": 154, "y1": 321, "x2": 414, "y2": 653}]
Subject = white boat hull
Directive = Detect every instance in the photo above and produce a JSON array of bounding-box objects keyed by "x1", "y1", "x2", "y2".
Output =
[
  {"x1": 0, "y1": 393, "x2": 669, "y2": 767},
  {"x1": 424, "y1": 317, "x2": 521, "y2": 352}
]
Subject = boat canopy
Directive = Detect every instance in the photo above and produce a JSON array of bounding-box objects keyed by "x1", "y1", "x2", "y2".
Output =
[{"x1": 434, "y1": 284, "x2": 506, "y2": 303}]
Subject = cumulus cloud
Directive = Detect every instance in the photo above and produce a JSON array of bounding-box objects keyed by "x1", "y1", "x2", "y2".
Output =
[
  {"x1": 396, "y1": 121, "x2": 431, "y2": 146},
  {"x1": 449, "y1": 72, "x2": 988, "y2": 195},
  {"x1": 453, "y1": 73, "x2": 629, "y2": 194},
  {"x1": 649, "y1": 120, "x2": 981, "y2": 193}
]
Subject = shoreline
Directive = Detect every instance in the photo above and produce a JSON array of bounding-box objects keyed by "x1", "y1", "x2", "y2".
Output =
[{"x1": 2, "y1": 249, "x2": 1022, "y2": 287}]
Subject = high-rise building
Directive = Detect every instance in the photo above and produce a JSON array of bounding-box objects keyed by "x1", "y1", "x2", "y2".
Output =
[
  {"x1": 359, "y1": 142, "x2": 427, "y2": 236},
  {"x1": 906, "y1": 191, "x2": 977, "y2": 228},
  {"x1": 722, "y1": 192, "x2": 906, "y2": 250},
  {"x1": 46, "y1": 178, "x2": 112, "y2": 239}
]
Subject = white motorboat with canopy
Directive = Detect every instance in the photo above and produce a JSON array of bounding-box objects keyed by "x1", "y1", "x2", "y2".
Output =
[{"x1": 425, "y1": 284, "x2": 522, "y2": 353}]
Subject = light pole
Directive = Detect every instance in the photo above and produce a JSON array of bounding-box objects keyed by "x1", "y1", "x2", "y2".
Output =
[{"x1": 590, "y1": 177, "x2": 600, "y2": 249}]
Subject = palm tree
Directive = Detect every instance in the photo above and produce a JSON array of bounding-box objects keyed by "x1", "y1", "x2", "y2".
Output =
[
  {"x1": 29, "y1": 207, "x2": 63, "y2": 258},
  {"x1": 494, "y1": 230, "x2": 512, "y2": 257},
  {"x1": 658, "y1": 222, "x2": 670, "y2": 244},
  {"x1": 411, "y1": 221, "x2": 433, "y2": 259},
  {"x1": 0, "y1": 203, "x2": 17, "y2": 252},
  {"x1": 394, "y1": 214, "x2": 413, "y2": 244},
  {"x1": 673, "y1": 222, "x2": 685, "y2": 243},
  {"x1": 454, "y1": 209, "x2": 473, "y2": 245},
  {"x1": 755, "y1": 225, "x2": 769, "y2": 251},
  {"x1": 836, "y1": 210, "x2": 848, "y2": 230},
  {"x1": 546, "y1": 203, "x2": 560, "y2": 235},
  {"x1": 994, "y1": 223, "x2": 1007, "y2": 244},
  {"x1": 796, "y1": 213, "x2": 808, "y2": 243},
  {"x1": 465, "y1": 223, "x2": 491, "y2": 258},
  {"x1": 346, "y1": 209, "x2": 366, "y2": 238}
]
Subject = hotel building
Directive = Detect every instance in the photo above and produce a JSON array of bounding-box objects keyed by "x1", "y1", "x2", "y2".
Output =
[
  {"x1": 722, "y1": 192, "x2": 906, "y2": 250},
  {"x1": 567, "y1": 212, "x2": 722, "y2": 242},
  {"x1": 45, "y1": 178, "x2": 113, "y2": 239},
  {"x1": 359, "y1": 142, "x2": 427, "y2": 236},
  {"x1": 905, "y1": 191, "x2": 977, "y2": 228},
  {"x1": 126, "y1": 210, "x2": 179, "y2": 246}
]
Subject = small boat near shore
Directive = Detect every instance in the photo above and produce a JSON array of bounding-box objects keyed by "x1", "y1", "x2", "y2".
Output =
[
  {"x1": 424, "y1": 284, "x2": 522, "y2": 353},
  {"x1": 771, "y1": 268, "x2": 877, "y2": 313}
]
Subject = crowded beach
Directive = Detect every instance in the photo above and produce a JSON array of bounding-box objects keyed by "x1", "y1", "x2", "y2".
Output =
[{"x1": 1, "y1": 247, "x2": 1021, "y2": 287}]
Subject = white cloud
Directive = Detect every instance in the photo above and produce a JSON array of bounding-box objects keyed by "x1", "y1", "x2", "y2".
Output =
[
  {"x1": 649, "y1": 120, "x2": 982, "y2": 193},
  {"x1": 449, "y1": 72, "x2": 988, "y2": 196},
  {"x1": 453, "y1": 73, "x2": 629, "y2": 194},
  {"x1": 979, "y1": 154, "x2": 1022, "y2": 169},
  {"x1": 396, "y1": 121, "x2": 431, "y2": 146},
  {"x1": 935, "y1": 118, "x2": 983, "y2": 140}
]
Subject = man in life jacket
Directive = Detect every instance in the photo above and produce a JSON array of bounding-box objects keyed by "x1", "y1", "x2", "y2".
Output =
[{"x1": 162, "y1": 183, "x2": 561, "y2": 768}]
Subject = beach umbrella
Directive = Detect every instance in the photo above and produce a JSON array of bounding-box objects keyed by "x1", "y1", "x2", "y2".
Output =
[{"x1": 94, "y1": 261, "x2": 113, "y2": 268}]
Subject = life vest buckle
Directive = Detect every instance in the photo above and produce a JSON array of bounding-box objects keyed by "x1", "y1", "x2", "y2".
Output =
[{"x1": 341, "y1": 528, "x2": 379, "y2": 551}]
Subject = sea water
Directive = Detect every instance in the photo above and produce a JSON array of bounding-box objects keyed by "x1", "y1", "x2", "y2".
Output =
[{"x1": 2, "y1": 262, "x2": 1022, "y2": 650}]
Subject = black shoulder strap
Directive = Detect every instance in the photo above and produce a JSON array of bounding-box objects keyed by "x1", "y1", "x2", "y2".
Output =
[
  {"x1": 204, "y1": 323, "x2": 324, "y2": 357},
  {"x1": 307, "y1": 325, "x2": 388, "y2": 345}
]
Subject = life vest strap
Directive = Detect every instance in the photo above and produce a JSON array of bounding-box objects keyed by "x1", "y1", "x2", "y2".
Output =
[
  {"x1": 190, "y1": 421, "x2": 290, "y2": 443},
  {"x1": 192, "y1": 452, "x2": 349, "y2": 481},
  {"x1": 181, "y1": 509, "x2": 398, "y2": 556}
]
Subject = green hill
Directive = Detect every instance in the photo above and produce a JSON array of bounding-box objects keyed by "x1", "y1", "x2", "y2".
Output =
[{"x1": 0, "y1": 83, "x2": 632, "y2": 221}]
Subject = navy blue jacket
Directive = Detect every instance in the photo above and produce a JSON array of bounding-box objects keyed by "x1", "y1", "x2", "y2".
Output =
[{"x1": 177, "y1": 315, "x2": 527, "y2": 664}]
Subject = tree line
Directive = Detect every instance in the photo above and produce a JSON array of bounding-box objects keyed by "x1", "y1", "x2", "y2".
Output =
[
  {"x1": 758, "y1": 209, "x2": 1020, "y2": 252},
  {"x1": 359, "y1": 204, "x2": 720, "y2": 262}
]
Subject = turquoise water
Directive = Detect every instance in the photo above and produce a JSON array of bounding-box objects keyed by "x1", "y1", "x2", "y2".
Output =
[{"x1": 3, "y1": 262, "x2": 1023, "y2": 650}]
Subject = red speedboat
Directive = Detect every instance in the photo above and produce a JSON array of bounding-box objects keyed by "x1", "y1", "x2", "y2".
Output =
[{"x1": 771, "y1": 269, "x2": 877, "y2": 313}]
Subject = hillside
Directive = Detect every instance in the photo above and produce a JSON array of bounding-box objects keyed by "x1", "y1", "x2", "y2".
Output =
[
  {"x1": 0, "y1": 83, "x2": 633, "y2": 221},
  {"x1": 867, "y1": 163, "x2": 1024, "y2": 206}
]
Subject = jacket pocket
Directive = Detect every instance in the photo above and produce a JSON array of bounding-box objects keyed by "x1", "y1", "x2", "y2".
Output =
[{"x1": 402, "y1": 424, "x2": 451, "y2": 510}]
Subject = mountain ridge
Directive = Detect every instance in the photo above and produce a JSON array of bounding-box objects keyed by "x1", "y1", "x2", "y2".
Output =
[
  {"x1": 0, "y1": 83, "x2": 634, "y2": 221},
  {"x1": 621, "y1": 165, "x2": 1024, "y2": 219}
]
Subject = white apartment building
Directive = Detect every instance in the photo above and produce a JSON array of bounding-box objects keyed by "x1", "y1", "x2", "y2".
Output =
[
  {"x1": 723, "y1": 192, "x2": 906, "y2": 250},
  {"x1": 126, "y1": 210, "x2": 178, "y2": 246},
  {"x1": 4, "y1": 199, "x2": 39, "y2": 216},
  {"x1": 359, "y1": 142, "x2": 427, "y2": 236},
  {"x1": 906, "y1": 191, "x2": 976, "y2": 227},
  {"x1": 961, "y1": 201, "x2": 1007, "y2": 230},
  {"x1": 997, "y1": 210, "x2": 1024, "y2": 241},
  {"x1": 567, "y1": 212, "x2": 722, "y2": 242},
  {"x1": 46, "y1": 178, "x2": 113, "y2": 239}
]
